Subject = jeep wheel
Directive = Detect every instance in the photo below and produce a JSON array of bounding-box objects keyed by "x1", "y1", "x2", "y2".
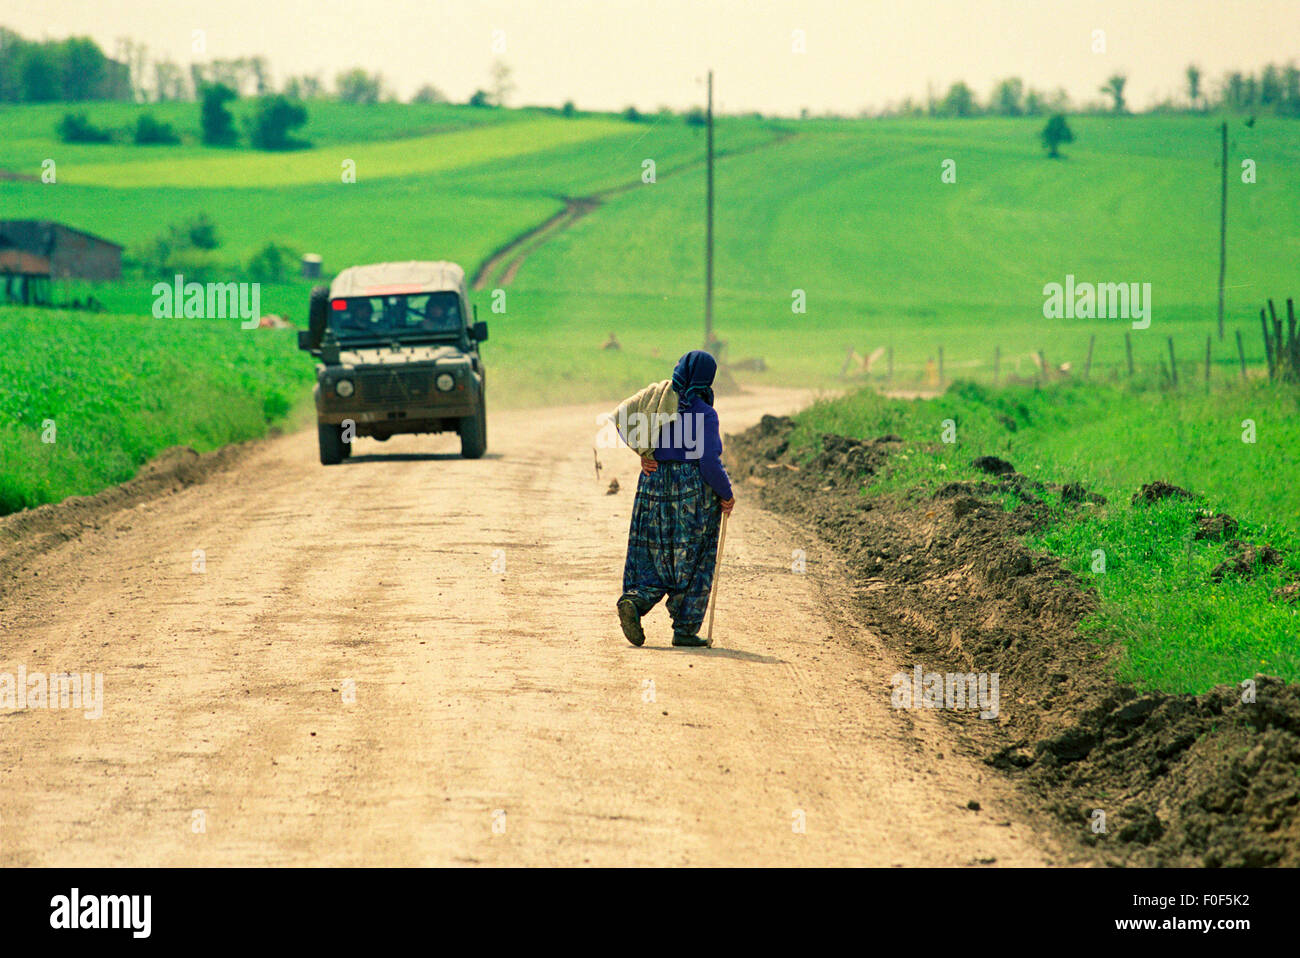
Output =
[
  {"x1": 318, "y1": 423, "x2": 345, "y2": 465},
  {"x1": 460, "y1": 398, "x2": 487, "y2": 459}
]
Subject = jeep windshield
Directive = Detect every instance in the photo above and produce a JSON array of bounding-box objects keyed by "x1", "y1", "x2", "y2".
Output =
[{"x1": 328, "y1": 291, "x2": 463, "y2": 343}]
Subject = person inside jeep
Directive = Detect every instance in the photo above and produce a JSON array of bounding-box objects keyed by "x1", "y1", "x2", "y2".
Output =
[
  {"x1": 420, "y1": 296, "x2": 460, "y2": 333},
  {"x1": 340, "y1": 298, "x2": 373, "y2": 331}
]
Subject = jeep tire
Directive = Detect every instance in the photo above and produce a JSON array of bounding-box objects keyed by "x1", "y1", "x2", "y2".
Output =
[
  {"x1": 318, "y1": 423, "x2": 345, "y2": 465},
  {"x1": 459, "y1": 396, "x2": 487, "y2": 460}
]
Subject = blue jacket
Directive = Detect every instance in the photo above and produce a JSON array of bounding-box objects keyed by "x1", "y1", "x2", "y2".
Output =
[{"x1": 653, "y1": 396, "x2": 733, "y2": 500}]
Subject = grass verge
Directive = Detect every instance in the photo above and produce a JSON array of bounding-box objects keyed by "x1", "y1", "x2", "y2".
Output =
[
  {"x1": 781, "y1": 379, "x2": 1300, "y2": 692},
  {"x1": 0, "y1": 306, "x2": 312, "y2": 514}
]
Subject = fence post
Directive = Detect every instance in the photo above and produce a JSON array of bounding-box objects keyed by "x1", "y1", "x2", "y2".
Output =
[
  {"x1": 1270, "y1": 300, "x2": 1284, "y2": 379},
  {"x1": 1261, "y1": 308, "x2": 1275, "y2": 379},
  {"x1": 1168, "y1": 336, "x2": 1179, "y2": 386},
  {"x1": 1205, "y1": 334, "x2": 1212, "y2": 386},
  {"x1": 1125, "y1": 332, "x2": 1134, "y2": 377},
  {"x1": 1288, "y1": 298, "x2": 1297, "y2": 380},
  {"x1": 1236, "y1": 329, "x2": 1247, "y2": 381}
]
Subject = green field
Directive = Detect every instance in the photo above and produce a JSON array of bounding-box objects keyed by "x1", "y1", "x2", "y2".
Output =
[
  {"x1": 6, "y1": 105, "x2": 1297, "y2": 394},
  {"x1": 505, "y1": 115, "x2": 1300, "y2": 389},
  {"x1": 0, "y1": 309, "x2": 309, "y2": 514}
]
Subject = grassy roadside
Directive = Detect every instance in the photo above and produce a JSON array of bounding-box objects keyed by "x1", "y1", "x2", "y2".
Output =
[
  {"x1": 781, "y1": 379, "x2": 1300, "y2": 693},
  {"x1": 0, "y1": 306, "x2": 313, "y2": 514}
]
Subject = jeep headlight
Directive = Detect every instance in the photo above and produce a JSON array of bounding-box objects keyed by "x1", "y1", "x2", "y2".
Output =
[
  {"x1": 435, "y1": 373, "x2": 455, "y2": 392},
  {"x1": 335, "y1": 378, "x2": 355, "y2": 397}
]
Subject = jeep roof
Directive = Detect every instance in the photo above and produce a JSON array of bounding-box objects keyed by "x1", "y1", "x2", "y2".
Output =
[{"x1": 329, "y1": 261, "x2": 468, "y2": 302}]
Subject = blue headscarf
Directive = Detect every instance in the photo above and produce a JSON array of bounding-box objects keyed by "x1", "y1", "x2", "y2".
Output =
[{"x1": 671, "y1": 350, "x2": 717, "y2": 412}]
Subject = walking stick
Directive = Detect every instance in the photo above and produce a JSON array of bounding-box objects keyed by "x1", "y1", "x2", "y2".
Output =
[{"x1": 706, "y1": 511, "x2": 729, "y2": 644}]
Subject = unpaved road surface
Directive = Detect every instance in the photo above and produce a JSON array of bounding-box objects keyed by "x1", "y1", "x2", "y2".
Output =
[{"x1": 0, "y1": 389, "x2": 1064, "y2": 866}]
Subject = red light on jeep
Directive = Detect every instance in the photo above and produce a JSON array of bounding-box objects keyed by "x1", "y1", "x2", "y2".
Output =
[{"x1": 331, "y1": 299, "x2": 347, "y2": 311}]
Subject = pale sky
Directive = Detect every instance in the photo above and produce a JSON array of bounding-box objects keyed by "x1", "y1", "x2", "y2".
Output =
[{"x1": 6, "y1": 0, "x2": 1299, "y2": 115}]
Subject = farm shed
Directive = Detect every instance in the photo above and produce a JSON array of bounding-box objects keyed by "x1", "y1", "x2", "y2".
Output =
[{"x1": 0, "y1": 221, "x2": 123, "y2": 305}]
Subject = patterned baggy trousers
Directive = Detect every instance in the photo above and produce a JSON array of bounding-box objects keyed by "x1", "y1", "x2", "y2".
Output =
[{"x1": 621, "y1": 460, "x2": 722, "y2": 638}]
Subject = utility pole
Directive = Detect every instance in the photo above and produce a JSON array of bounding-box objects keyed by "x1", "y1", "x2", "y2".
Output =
[
  {"x1": 704, "y1": 69, "x2": 714, "y2": 349},
  {"x1": 1217, "y1": 121, "x2": 1227, "y2": 341}
]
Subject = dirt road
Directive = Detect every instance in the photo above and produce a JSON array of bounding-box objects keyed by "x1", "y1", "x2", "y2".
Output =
[{"x1": 0, "y1": 389, "x2": 1064, "y2": 866}]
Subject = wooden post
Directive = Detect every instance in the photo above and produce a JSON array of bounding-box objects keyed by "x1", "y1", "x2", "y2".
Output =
[
  {"x1": 1288, "y1": 298, "x2": 1297, "y2": 380},
  {"x1": 1205, "y1": 334, "x2": 1212, "y2": 385},
  {"x1": 1168, "y1": 336, "x2": 1179, "y2": 386},
  {"x1": 1125, "y1": 332, "x2": 1134, "y2": 377},
  {"x1": 1270, "y1": 299, "x2": 1283, "y2": 379},
  {"x1": 1262, "y1": 308, "x2": 1275, "y2": 378},
  {"x1": 1236, "y1": 328, "x2": 1247, "y2": 381},
  {"x1": 1217, "y1": 121, "x2": 1228, "y2": 341},
  {"x1": 839, "y1": 346, "x2": 854, "y2": 377},
  {"x1": 1085, "y1": 335, "x2": 1095, "y2": 379},
  {"x1": 993, "y1": 346, "x2": 1000, "y2": 385}
]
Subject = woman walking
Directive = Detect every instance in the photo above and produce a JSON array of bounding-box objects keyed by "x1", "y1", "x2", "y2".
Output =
[{"x1": 615, "y1": 350, "x2": 735, "y2": 648}]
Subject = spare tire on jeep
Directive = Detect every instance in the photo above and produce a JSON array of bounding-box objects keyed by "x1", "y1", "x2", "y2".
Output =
[{"x1": 307, "y1": 285, "x2": 330, "y2": 349}]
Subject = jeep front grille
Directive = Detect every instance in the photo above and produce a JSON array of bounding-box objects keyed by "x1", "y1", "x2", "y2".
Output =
[{"x1": 357, "y1": 370, "x2": 433, "y2": 404}]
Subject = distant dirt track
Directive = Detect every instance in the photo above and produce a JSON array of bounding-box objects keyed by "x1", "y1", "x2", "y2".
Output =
[{"x1": 0, "y1": 388, "x2": 1066, "y2": 865}]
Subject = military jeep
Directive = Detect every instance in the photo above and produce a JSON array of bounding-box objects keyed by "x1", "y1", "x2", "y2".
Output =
[{"x1": 298, "y1": 261, "x2": 488, "y2": 464}]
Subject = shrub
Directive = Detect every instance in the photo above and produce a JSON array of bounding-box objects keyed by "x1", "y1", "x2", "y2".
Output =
[
  {"x1": 246, "y1": 241, "x2": 300, "y2": 282},
  {"x1": 200, "y1": 83, "x2": 238, "y2": 146},
  {"x1": 247, "y1": 95, "x2": 309, "y2": 150},
  {"x1": 56, "y1": 111, "x2": 112, "y2": 143},
  {"x1": 132, "y1": 112, "x2": 180, "y2": 145}
]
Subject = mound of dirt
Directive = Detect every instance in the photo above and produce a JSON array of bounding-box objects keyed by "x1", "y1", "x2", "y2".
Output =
[
  {"x1": 1194, "y1": 512, "x2": 1240, "y2": 541},
  {"x1": 0, "y1": 442, "x2": 255, "y2": 590},
  {"x1": 1210, "y1": 544, "x2": 1283, "y2": 582},
  {"x1": 1132, "y1": 480, "x2": 1194, "y2": 505},
  {"x1": 971, "y1": 455, "x2": 1016, "y2": 476},
  {"x1": 729, "y1": 416, "x2": 1300, "y2": 867}
]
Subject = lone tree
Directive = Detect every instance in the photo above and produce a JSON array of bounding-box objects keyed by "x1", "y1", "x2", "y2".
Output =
[
  {"x1": 1186, "y1": 64, "x2": 1202, "y2": 110},
  {"x1": 411, "y1": 84, "x2": 446, "y2": 104},
  {"x1": 200, "y1": 83, "x2": 238, "y2": 146},
  {"x1": 937, "y1": 81, "x2": 977, "y2": 117},
  {"x1": 489, "y1": 60, "x2": 514, "y2": 107},
  {"x1": 1041, "y1": 113, "x2": 1074, "y2": 158},
  {"x1": 1101, "y1": 73, "x2": 1127, "y2": 113},
  {"x1": 335, "y1": 69, "x2": 382, "y2": 104},
  {"x1": 248, "y1": 95, "x2": 309, "y2": 150}
]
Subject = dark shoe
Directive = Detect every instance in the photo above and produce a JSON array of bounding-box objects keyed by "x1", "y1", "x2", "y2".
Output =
[
  {"x1": 617, "y1": 596, "x2": 645, "y2": 647},
  {"x1": 671, "y1": 632, "x2": 712, "y2": 648}
]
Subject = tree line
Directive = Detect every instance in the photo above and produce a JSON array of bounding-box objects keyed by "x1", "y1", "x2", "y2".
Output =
[
  {"x1": 5, "y1": 26, "x2": 1300, "y2": 120},
  {"x1": 879, "y1": 64, "x2": 1300, "y2": 119},
  {"x1": 0, "y1": 27, "x2": 509, "y2": 108}
]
